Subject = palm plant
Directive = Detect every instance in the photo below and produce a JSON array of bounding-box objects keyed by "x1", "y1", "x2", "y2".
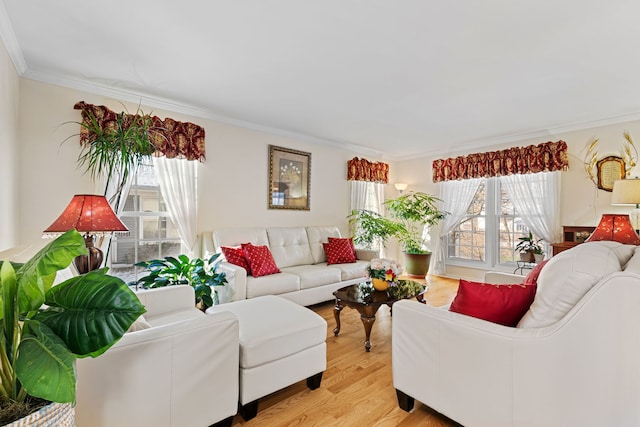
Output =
[{"x1": 0, "y1": 230, "x2": 145, "y2": 423}]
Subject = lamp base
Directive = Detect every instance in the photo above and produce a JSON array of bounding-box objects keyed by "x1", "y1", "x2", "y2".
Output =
[{"x1": 73, "y1": 235, "x2": 103, "y2": 274}]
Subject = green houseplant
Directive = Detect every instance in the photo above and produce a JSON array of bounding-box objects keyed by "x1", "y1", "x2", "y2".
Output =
[
  {"x1": 0, "y1": 230, "x2": 145, "y2": 425},
  {"x1": 348, "y1": 191, "x2": 447, "y2": 276},
  {"x1": 134, "y1": 253, "x2": 227, "y2": 310},
  {"x1": 515, "y1": 231, "x2": 544, "y2": 263}
]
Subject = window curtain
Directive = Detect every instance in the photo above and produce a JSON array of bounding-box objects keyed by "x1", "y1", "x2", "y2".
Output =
[
  {"x1": 347, "y1": 157, "x2": 389, "y2": 183},
  {"x1": 432, "y1": 140, "x2": 568, "y2": 182},
  {"x1": 433, "y1": 178, "x2": 482, "y2": 275},
  {"x1": 350, "y1": 180, "x2": 385, "y2": 254},
  {"x1": 92, "y1": 170, "x2": 135, "y2": 257},
  {"x1": 153, "y1": 157, "x2": 199, "y2": 257},
  {"x1": 500, "y1": 171, "x2": 562, "y2": 254}
]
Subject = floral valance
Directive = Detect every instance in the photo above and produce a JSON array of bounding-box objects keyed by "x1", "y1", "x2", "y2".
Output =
[
  {"x1": 347, "y1": 157, "x2": 389, "y2": 183},
  {"x1": 432, "y1": 140, "x2": 568, "y2": 183},
  {"x1": 74, "y1": 101, "x2": 206, "y2": 162}
]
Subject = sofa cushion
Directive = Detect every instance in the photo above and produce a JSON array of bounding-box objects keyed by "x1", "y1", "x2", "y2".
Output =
[
  {"x1": 523, "y1": 259, "x2": 549, "y2": 286},
  {"x1": 221, "y1": 246, "x2": 252, "y2": 275},
  {"x1": 242, "y1": 243, "x2": 281, "y2": 277},
  {"x1": 323, "y1": 238, "x2": 357, "y2": 264},
  {"x1": 280, "y1": 265, "x2": 342, "y2": 290},
  {"x1": 624, "y1": 247, "x2": 640, "y2": 273},
  {"x1": 518, "y1": 241, "x2": 634, "y2": 328},
  {"x1": 266, "y1": 227, "x2": 315, "y2": 268},
  {"x1": 127, "y1": 314, "x2": 152, "y2": 332},
  {"x1": 213, "y1": 227, "x2": 269, "y2": 251},
  {"x1": 306, "y1": 226, "x2": 342, "y2": 264},
  {"x1": 315, "y1": 260, "x2": 369, "y2": 281},
  {"x1": 449, "y1": 279, "x2": 536, "y2": 327},
  {"x1": 245, "y1": 273, "x2": 300, "y2": 299}
]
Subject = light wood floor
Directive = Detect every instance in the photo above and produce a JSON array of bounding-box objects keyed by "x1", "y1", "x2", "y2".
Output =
[{"x1": 231, "y1": 275, "x2": 461, "y2": 427}]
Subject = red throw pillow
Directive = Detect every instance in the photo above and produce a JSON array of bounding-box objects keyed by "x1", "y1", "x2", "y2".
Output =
[
  {"x1": 449, "y1": 279, "x2": 537, "y2": 327},
  {"x1": 241, "y1": 243, "x2": 281, "y2": 277},
  {"x1": 327, "y1": 237, "x2": 356, "y2": 259},
  {"x1": 323, "y1": 239, "x2": 357, "y2": 264},
  {"x1": 523, "y1": 259, "x2": 549, "y2": 287},
  {"x1": 220, "y1": 246, "x2": 252, "y2": 275}
]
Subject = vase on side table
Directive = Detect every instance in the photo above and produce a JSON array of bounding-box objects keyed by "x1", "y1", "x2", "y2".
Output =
[{"x1": 371, "y1": 277, "x2": 390, "y2": 291}]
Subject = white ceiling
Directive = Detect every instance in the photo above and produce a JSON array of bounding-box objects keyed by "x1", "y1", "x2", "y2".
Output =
[{"x1": 3, "y1": 0, "x2": 640, "y2": 159}]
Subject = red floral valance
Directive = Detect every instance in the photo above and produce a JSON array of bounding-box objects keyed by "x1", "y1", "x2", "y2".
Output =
[
  {"x1": 347, "y1": 157, "x2": 389, "y2": 183},
  {"x1": 74, "y1": 101, "x2": 206, "y2": 162},
  {"x1": 432, "y1": 140, "x2": 568, "y2": 183}
]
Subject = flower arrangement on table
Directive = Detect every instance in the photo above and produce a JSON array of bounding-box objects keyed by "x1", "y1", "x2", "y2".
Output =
[{"x1": 366, "y1": 258, "x2": 402, "y2": 291}]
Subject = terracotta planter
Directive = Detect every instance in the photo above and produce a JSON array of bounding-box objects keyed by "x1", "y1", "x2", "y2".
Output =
[
  {"x1": 3, "y1": 401, "x2": 74, "y2": 427},
  {"x1": 403, "y1": 252, "x2": 431, "y2": 278}
]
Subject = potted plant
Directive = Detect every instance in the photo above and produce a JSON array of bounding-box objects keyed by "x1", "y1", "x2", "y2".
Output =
[
  {"x1": 515, "y1": 231, "x2": 544, "y2": 263},
  {"x1": 134, "y1": 253, "x2": 227, "y2": 310},
  {"x1": 0, "y1": 230, "x2": 145, "y2": 425},
  {"x1": 349, "y1": 191, "x2": 447, "y2": 277},
  {"x1": 365, "y1": 258, "x2": 402, "y2": 291}
]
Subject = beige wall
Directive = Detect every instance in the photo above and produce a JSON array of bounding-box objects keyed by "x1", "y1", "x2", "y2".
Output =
[
  {"x1": 0, "y1": 39, "x2": 19, "y2": 250},
  {"x1": 15, "y1": 78, "x2": 392, "y2": 247},
  {"x1": 397, "y1": 121, "x2": 640, "y2": 280}
]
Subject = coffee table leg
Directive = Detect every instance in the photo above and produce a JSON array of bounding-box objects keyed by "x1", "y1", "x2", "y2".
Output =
[
  {"x1": 333, "y1": 301, "x2": 343, "y2": 336},
  {"x1": 360, "y1": 315, "x2": 376, "y2": 352}
]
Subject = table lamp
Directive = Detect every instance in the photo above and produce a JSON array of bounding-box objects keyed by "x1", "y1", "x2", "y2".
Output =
[
  {"x1": 394, "y1": 183, "x2": 408, "y2": 195},
  {"x1": 611, "y1": 178, "x2": 640, "y2": 233},
  {"x1": 585, "y1": 213, "x2": 640, "y2": 245},
  {"x1": 43, "y1": 194, "x2": 128, "y2": 274}
]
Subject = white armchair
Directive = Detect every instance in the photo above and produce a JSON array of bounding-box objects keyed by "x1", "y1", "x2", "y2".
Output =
[
  {"x1": 75, "y1": 286, "x2": 240, "y2": 427},
  {"x1": 393, "y1": 268, "x2": 640, "y2": 427}
]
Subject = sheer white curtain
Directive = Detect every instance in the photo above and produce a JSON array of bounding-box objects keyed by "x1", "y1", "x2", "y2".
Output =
[
  {"x1": 500, "y1": 171, "x2": 562, "y2": 254},
  {"x1": 433, "y1": 178, "x2": 482, "y2": 275},
  {"x1": 93, "y1": 170, "x2": 135, "y2": 257},
  {"x1": 350, "y1": 181, "x2": 384, "y2": 254},
  {"x1": 153, "y1": 157, "x2": 198, "y2": 257}
]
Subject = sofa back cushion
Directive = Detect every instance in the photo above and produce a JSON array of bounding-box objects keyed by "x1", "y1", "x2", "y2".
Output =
[
  {"x1": 213, "y1": 227, "x2": 269, "y2": 252},
  {"x1": 623, "y1": 246, "x2": 640, "y2": 273},
  {"x1": 517, "y1": 241, "x2": 635, "y2": 328},
  {"x1": 306, "y1": 226, "x2": 342, "y2": 263},
  {"x1": 266, "y1": 227, "x2": 315, "y2": 268}
]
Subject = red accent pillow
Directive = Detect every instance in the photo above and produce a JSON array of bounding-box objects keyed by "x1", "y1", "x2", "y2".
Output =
[
  {"x1": 323, "y1": 239, "x2": 357, "y2": 264},
  {"x1": 449, "y1": 279, "x2": 537, "y2": 327},
  {"x1": 523, "y1": 259, "x2": 549, "y2": 286},
  {"x1": 220, "y1": 246, "x2": 251, "y2": 275},
  {"x1": 241, "y1": 243, "x2": 281, "y2": 277},
  {"x1": 327, "y1": 237, "x2": 356, "y2": 259}
]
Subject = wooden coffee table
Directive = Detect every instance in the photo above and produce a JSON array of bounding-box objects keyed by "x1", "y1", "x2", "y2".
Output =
[{"x1": 332, "y1": 280, "x2": 426, "y2": 352}]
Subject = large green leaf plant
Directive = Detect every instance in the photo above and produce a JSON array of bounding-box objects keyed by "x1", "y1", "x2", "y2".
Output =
[{"x1": 0, "y1": 230, "x2": 145, "y2": 406}]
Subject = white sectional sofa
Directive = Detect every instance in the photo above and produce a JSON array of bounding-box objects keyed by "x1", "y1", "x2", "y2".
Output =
[{"x1": 203, "y1": 226, "x2": 377, "y2": 306}]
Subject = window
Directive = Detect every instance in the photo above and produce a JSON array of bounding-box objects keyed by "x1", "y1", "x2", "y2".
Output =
[
  {"x1": 109, "y1": 162, "x2": 182, "y2": 283},
  {"x1": 447, "y1": 177, "x2": 536, "y2": 268}
]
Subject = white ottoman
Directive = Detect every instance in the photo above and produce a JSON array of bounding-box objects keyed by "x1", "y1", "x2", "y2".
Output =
[{"x1": 207, "y1": 295, "x2": 327, "y2": 421}]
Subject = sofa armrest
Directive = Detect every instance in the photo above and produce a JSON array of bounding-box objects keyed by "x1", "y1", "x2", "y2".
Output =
[
  {"x1": 134, "y1": 285, "x2": 196, "y2": 318},
  {"x1": 483, "y1": 271, "x2": 526, "y2": 284},
  {"x1": 355, "y1": 248, "x2": 379, "y2": 261},
  {"x1": 218, "y1": 261, "x2": 247, "y2": 302},
  {"x1": 76, "y1": 311, "x2": 240, "y2": 427}
]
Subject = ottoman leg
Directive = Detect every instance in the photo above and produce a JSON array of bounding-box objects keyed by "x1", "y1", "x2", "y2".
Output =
[
  {"x1": 239, "y1": 400, "x2": 259, "y2": 421},
  {"x1": 306, "y1": 371, "x2": 323, "y2": 390}
]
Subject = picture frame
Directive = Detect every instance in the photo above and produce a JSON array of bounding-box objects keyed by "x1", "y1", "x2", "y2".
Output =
[
  {"x1": 596, "y1": 156, "x2": 625, "y2": 192},
  {"x1": 268, "y1": 145, "x2": 311, "y2": 210}
]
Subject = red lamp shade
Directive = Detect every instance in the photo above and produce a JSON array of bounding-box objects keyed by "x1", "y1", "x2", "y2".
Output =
[
  {"x1": 44, "y1": 195, "x2": 128, "y2": 274},
  {"x1": 44, "y1": 194, "x2": 128, "y2": 234},
  {"x1": 585, "y1": 214, "x2": 640, "y2": 245}
]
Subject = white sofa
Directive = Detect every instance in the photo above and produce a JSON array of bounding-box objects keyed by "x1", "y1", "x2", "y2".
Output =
[
  {"x1": 204, "y1": 226, "x2": 377, "y2": 306},
  {"x1": 76, "y1": 286, "x2": 240, "y2": 427},
  {"x1": 392, "y1": 241, "x2": 640, "y2": 427}
]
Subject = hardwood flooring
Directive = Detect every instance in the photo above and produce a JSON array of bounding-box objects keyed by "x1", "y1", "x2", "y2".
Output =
[{"x1": 231, "y1": 275, "x2": 461, "y2": 427}]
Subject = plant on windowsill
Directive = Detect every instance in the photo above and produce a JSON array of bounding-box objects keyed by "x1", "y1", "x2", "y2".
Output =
[
  {"x1": 348, "y1": 192, "x2": 447, "y2": 277},
  {"x1": 134, "y1": 253, "x2": 227, "y2": 310},
  {"x1": 515, "y1": 231, "x2": 544, "y2": 263},
  {"x1": 0, "y1": 230, "x2": 145, "y2": 425}
]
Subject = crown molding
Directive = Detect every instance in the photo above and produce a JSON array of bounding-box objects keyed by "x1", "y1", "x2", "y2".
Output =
[
  {"x1": 392, "y1": 112, "x2": 640, "y2": 161},
  {"x1": 0, "y1": 0, "x2": 26, "y2": 74},
  {"x1": 22, "y1": 68, "x2": 389, "y2": 159}
]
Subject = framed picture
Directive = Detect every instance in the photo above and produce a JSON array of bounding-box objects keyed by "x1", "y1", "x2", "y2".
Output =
[
  {"x1": 596, "y1": 156, "x2": 625, "y2": 192},
  {"x1": 268, "y1": 145, "x2": 311, "y2": 210}
]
